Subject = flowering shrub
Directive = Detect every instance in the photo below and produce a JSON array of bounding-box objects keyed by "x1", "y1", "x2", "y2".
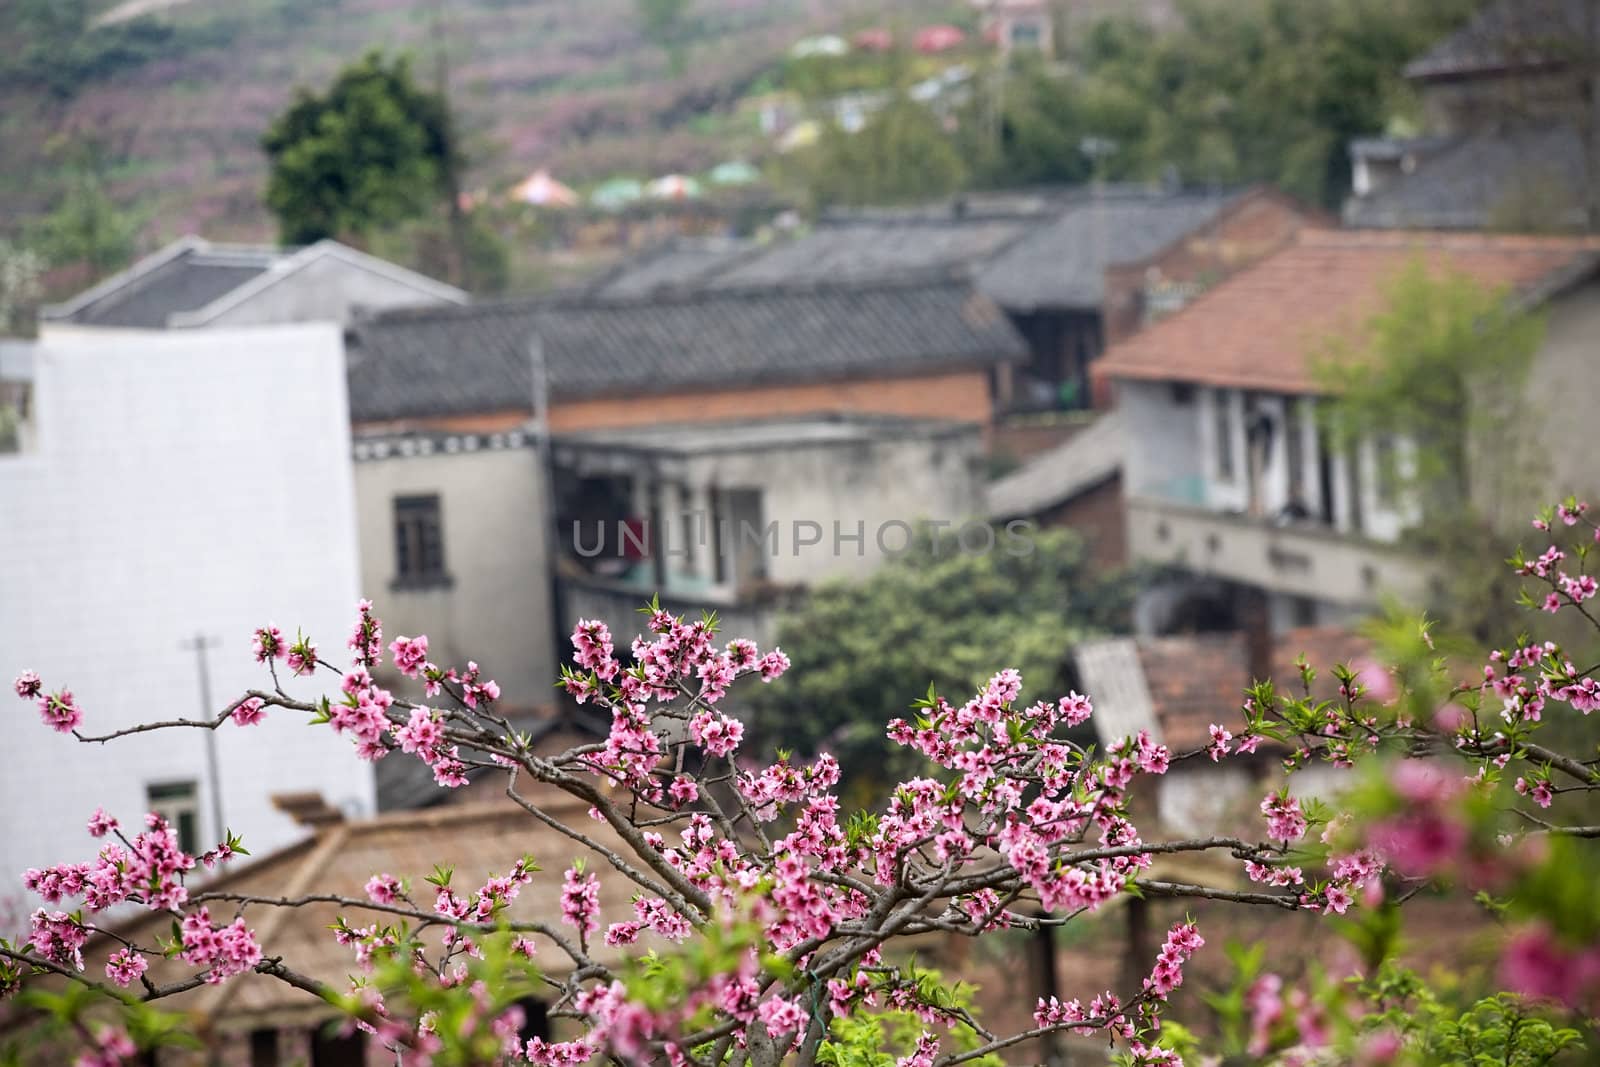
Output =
[{"x1": 3, "y1": 498, "x2": 1600, "y2": 1064}]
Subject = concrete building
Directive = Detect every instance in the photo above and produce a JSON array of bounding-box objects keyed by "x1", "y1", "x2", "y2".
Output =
[
  {"x1": 0, "y1": 325, "x2": 373, "y2": 911},
  {"x1": 349, "y1": 426, "x2": 556, "y2": 717},
  {"x1": 343, "y1": 279, "x2": 1018, "y2": 712},
  {"x1": 39, "y1": 236, "x2": 466, "y2": 329},
  {"x1": 550, "y1": 415, "x2": 986, "y2": 646},
  {"x1": 1094, "y1": 228, "x2": 1600, "y2": 634}
]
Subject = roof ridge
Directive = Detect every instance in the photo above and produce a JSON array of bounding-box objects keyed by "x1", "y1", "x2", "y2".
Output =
[
  {"x1": 364, "y1": 271, "x2": 980, "y2": 329},
  {"x1": 1300, "y1": 228, "x2": 1600, "y2": 251}
]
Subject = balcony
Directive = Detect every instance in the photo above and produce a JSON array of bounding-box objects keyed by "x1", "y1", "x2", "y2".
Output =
[{"x1": 1127, "y1": 496, "x2": 1435, "y2": 609}]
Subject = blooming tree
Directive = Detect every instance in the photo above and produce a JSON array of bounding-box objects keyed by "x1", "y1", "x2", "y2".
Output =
[{"x1": 5, "y1": 497, "x2": 1600, "y2": 1064}]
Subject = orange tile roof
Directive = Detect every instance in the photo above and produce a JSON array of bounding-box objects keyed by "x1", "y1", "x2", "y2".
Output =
[{"x1": 1096, "y1": 229, "x2": 1600, "y2": 394}]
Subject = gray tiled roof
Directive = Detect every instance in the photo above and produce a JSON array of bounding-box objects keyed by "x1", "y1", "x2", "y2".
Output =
[
  {"x1": 706, "y1": 219, "x2": 1031, "y2": 290},
  {"x1": 1343, "y1": 124, "x2": 1587, "y2": 230},
  {"x1": 976, "y1": 192, "x2": 1235, "y2": 310},
  {"x1": 346, "y1": 277, "x2": 1028, "y2": 423},
  {"x1": 585, "y1": 237, "x2": 758, "y2": 298},
  {"x1": 1405, "y1": 0, "x2": 1585, "y2": 81},
  {"x1": 62, "y1": 250, "x2": 279, "y2": 328},
  {"x1": 698, "y1": 187, "x2": 1240, "y2": 311}
]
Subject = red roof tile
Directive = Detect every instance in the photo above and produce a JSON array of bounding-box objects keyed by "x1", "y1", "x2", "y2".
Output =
[{"x1": 1096, "y1": 229, "x2": 1600, "y2": 393}]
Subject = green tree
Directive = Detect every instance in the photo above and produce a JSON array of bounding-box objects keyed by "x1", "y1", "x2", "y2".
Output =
[
  {"x1": 261, "y1": 51, "x2": 456, "y2": 246},
  {"x1": 635, "y1": 0, "x2": 694, "y2": 75},
  {"x1": 794, "y1": 96, "x2": 968, "y2": 209},
  {"x1": 969, "y1": 0, "x2": 1483, "y2": 206},
  {"x1": 28, "y1": 171, "x2": 140, "y2": 276},
  {"x1": 742, "y1": 526, "x2": 1132, "y2": 801},
  {"x1": 0, "y1": 241, "x2": 44, "y2": 338},
  {"x1": 1317, "y1": 262, "x2": 1547, "y2": 642}
]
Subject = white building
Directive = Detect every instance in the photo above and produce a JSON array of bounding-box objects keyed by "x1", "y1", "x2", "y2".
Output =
[{"x1": 0, "y1": 325, "x2": 373, "y2": 908}]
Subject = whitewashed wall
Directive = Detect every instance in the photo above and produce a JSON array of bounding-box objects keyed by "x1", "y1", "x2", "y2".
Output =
[{"x1": 0, "y1": 325, "x2": 372, "y2": 913}]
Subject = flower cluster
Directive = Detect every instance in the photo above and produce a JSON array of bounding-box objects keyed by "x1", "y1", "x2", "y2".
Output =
[
  {"x1": 1143, "y1": 921, "x2": 1205, "y2": 999},
  {"x1": 12, "y1": 676, "x2": 84, "y2": 734},
  {"x1": 178, "y1": 908, "x2": 263, "y2": 984}
]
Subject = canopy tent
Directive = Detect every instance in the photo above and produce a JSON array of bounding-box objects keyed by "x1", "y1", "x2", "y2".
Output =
[
  {"x1": 589, "y1": 178, "x2": 645, "y2": 212},
  {"x1": 509, "y1": 169, "x2": 579, "y2": 208},
  {"x1": 708, "y1": 160, "x2": 762, "y2": 186},
  {"x1": 646, "y1": 174, "x2": 703, "y2": 201}
]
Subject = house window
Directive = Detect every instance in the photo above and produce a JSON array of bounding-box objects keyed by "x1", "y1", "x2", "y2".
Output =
[
  {"x1": 393, "y1": 494, "x2": 448, "y2": 587},
  {"x1": 310, "y1": 1027, "x2": 365, "y2": 1067},
  {"x1": 516, "y1": 997, "x2": 551, "y2": 1043},
  {"x1": 249, "y1": 1028, "x2": 280, "y2": 1067},
  {"x1": 1213, "y1": 391, "x2": 1235, "y2": 482},
  {"x1": 147, "y1": 781, "x2": 200, "y2": 854}
]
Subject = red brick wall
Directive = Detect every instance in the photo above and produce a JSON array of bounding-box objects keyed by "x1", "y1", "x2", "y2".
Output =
[
  {"x1": 355, "y1": 369, "x2": 997, "y2": 437},
  {"x1": 1038, "y1": 474, "x2": 1126, "y2": 570}
]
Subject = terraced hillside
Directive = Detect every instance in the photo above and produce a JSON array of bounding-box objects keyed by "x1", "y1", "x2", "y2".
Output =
[{"x1": 1, "y1": 0, "x2": 928, "y2": 244}]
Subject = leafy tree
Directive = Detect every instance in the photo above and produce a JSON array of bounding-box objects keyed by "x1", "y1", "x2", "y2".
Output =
[
  {"x1": 28, "y1": 172, "x2": 140, "y2": 277},
  {"x1": 0, "y1": 0, "x2": 190, "y2": 99},
  {"x1": 1316, "y1": 262, "x2": 1547, "y2": 641},
  {"x1": 261, "y1": 51, "x2": 456, "y2": 246},
  {"x1": 968, "y1": 0, "x2": 1482, "y2": 206},
  {"x1": 743, "y1": 526, "x2": 1132, "y2": 800},
  {"x1": 0, "y1": 241, "x2": 44, "y2": 338},
  {"x1": 635, "y1": 0, "x2": 694, "y2": 75},
  {"x1": 793, "y1": 96, "x2": 969, "y2": 209}
]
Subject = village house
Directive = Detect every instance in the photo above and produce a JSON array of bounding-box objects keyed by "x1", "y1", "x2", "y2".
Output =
[
  {"x1": 1093, "y1": 228, "x2": 1600, "y2": 635},
  {"x1": 0, "y1": 324, "x2": 374, "y2": 913},
  {"x1": 1345, "y1": 0, "x2": 1594, "y2": 232},
  {"x1": 342, "y1": 277, "x2": 1018, "y2": 732},
  {"x1": 551, "y1": 414, "x2": 985, "y2": 648},
  {"x1": 982, "y1": 188, "x2": 1316, "y2": 566},
  {"x1": 590, "y1": 185, "x2": 1318, "y2": 430},
  {"x1": 38, "y1": 236, "x2": 466, "y2": 329}
]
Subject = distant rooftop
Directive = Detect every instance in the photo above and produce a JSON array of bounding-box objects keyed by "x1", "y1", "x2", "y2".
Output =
[
  {"x1": 347, "y1": 275, "x2": 1027, "y2": 424},
  {"x1": 582, "y1": 185, "x2": 1258, "y2": 312},
  {"x1": 1096, "y1": 229, "x2": 1600, "y2": 394},
  {"x1": 43, "y1": 239, "x2": 282, "y2": 328},
  {"x1": 41, "y1": 236, "x2": 466, "y2": 329},
  {"x1": 1344, "y1": 124, "x2": 1588, "y2": 231},
  {"x1": 584, "y1": 236, "x2": 758, "y2": 298},
  {"x1": 1405, "y1": 0, "x2": 1586, "y2": 82}
]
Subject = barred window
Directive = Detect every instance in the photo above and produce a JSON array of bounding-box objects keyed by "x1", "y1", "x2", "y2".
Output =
[{"x1": 394, "y1": 494, "x2": 448, "y2": 586}]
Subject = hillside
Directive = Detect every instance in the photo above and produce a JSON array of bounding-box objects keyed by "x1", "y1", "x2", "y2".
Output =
[{"x1": 1, "y1": 0, "x2": 933, "y2": 246}]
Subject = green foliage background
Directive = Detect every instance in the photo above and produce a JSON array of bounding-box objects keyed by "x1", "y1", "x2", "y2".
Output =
[{"x1": 744, "y1": 526, "x2": 1132, "y2": 801}]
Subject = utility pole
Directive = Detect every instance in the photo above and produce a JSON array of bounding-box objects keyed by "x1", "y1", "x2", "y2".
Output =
[
  {"x1": 432, "y1": 0, "x2": 472, "y2": 289},
  {"x1": 180, "y1": 633, "x2": 226, "y2": 845},
  {"x1": 530, "y1": 334, "x2": 564, "y2": 709}
]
